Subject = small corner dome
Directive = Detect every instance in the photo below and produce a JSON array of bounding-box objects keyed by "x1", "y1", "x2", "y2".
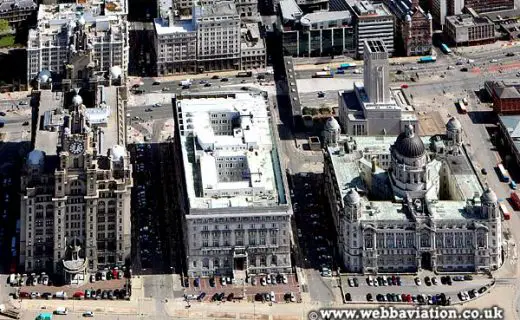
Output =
[
  {"x1": 78, "y1": 16, "x2": 86, "y2": 25},
  {"x1": 405, "y1": 14, "x2": 411, "y2": 21},
  {"x1": 481, "y1": 188, "x2": 498, "y2": 204},
  {"x1": 427, "y1": 12, "x2": 432, "y2": 20},
  {"x1": 344, "y1": 189, "x2": 360, "y2": 205},
  {"x1": 446, "y1": 117, "x2": 462, "y2": 131},
  {"x1": 72, "y1": 94, "x2": 83, "y2": 107},
  {"x1": 27, "y1": 149, "x2": 45, "y2": 166},
  {"x1": 325, "y1": 117, "x2": 340, "y2": 131},
  {"x1": 110, "y1": 66, "x2": 122, "y2": 79},
  {"x1": 111, "y1": 145, "x2": 126, "y2": 161}
]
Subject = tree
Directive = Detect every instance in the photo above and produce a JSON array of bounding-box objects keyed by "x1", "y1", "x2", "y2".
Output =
[{"x1": 0, "y1": 19, "x2": 9, "y2": 33}]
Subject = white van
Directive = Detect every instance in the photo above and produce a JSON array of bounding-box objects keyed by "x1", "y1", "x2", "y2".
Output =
[
  {"x1": 54, "y1": 291, "x2": 67, "y2": 300},
  {"x1": 54, "y1": 307, "x2": 68, "y2": 315},
  {"x1": 270, "y1": 291, "x2": 276, "y2": 302}
]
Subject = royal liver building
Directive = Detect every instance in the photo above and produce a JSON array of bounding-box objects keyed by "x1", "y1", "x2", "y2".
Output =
[{"x1": 324, "y1": 118, "x2": 503, "y2": 273}]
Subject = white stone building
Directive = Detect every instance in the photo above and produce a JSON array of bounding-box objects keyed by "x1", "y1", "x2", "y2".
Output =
[
  {"x1": 20, "y1": 86, "x2": 132, "y2": 283},
  {"x1": 26, "y1": 2, "x2": 129, "y2": 84},
  {"x1": 324, "y1": 119, "x2": 503, "y2": 273},
  {"x1": 193, "y1": 2, "x2": 241, "y2": 72},
  {"x1": 172, "y1": 92, "x2": 292, "y2": 279}
]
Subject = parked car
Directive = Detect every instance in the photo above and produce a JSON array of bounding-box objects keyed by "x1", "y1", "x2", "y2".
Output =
[
  {"x1": 344, "y1": 293, "x2": 352, "y2": 302},
  {"x1": 414, "y1": 277, "x2": 422, "y2": 285},
  {"x1": 366, "y1": 293, "x2": 373, "y2": 302},
  {"x1": 83, "y1": 311, "x2": 94, "y2": 317}
]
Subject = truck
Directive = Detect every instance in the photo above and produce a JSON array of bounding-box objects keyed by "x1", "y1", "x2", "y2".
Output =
[
  {"x1": 180, "y1": 79, "x2": 192, "y2": 87},
  {"x1": 0, "y1": 304, "x2": 20, "y2": 319},
  {"x1": 312, "y1": 71, "x2": 334, "y2": 78},
  {"x1": 237, "y1": 71, "x2": 252, "y2": 77},
  {"x1": 418, "y1": 56, "x2": 437, "y2": 63}
]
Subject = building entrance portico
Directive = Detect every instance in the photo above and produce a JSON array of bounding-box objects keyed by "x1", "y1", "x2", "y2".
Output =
[{"x1": 233, "y1": 247, "x2": 248, "y2": 280}]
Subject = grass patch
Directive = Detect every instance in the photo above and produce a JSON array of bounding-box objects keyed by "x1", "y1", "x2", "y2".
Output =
[{"x1": 0, "y1": 35, "x2": 15, "y2": 48}]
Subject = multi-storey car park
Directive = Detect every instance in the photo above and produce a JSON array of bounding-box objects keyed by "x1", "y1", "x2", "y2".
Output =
[{"x1": 172, "y1": 92, "x2": 293, "y2": 279}]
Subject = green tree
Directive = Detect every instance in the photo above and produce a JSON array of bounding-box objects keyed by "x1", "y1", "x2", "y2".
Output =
[{"x1": 0, "y1": 19, "x2": 9, "y2": 33}]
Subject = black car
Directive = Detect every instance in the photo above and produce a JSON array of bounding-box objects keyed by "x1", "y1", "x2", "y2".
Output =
[
  {"x1": 102, "y1": 290, "x2": 108, "y2": 299},
  {"x1": 255, "y1": 293, "x2": 264, "y2": 301},
  {"x1": 396, "y1": 276, "x2": 401, "y2": 286},
  {"x1": 481, "y1": 168, "x2": 487, "y2": 175},
  {"x1": 209, "y1": 278, "x2": 215, "y2": 287},
  {"x1": 212, "y1": 293, "x2": 220, "y2": 301},
  {"x1": 204, "y1": 83, "x2": 212, "y2": 87},
  {"x1": 221, "y1": 78, "x2": 229, "y2": 82},
  {"x1": 366, "y1": 293, "x2": 373, "y2": 301},
  {"x1": 227, "y1": 293, "x2": 234, "y2": 301},
  {"x1": 0, "y1": 111, "x2": 5, "y2": 116},
  {"x1": 212, "y1": 75, "x2": 220, "y2": 79},
  {"x1": 464, "y1": 275, "x2": 473, "y2": 281},
  {"x1": 23, "y1": 121, "x2": 29, "y2": 126},
  {"x1": 344, "y1": 293, "x2": 352, "y2": 302},
  {"x1": 42, "y1": 292, "x2": 52, "y2": 299},
  {"x1": 424, "y1": 276, "x2": 431, "y2": 286},
  {"x1": 460, "y1": 67, "x2": 469, "y2": 72},
  {"x1": 152, "y1": 81, "x2": 161, "y2": 85},
  {"x1": 219, "y1": 292, "x2": 226, "y2": 301},
  {"x1": 376, "y1": 294, "x2": 384, "y2": 302},
  {"x1": 353, "y1": 278, "x2": 359, "y2": 287},
  {"x1": 197, "y1": 292, "x2": 206, "y2": 301},
  {"x1": 478, "y1": 286, "x2": 487, "y2": 294},
  {"x1": 506, "y1": 52, "x2": 515, "y2": 57}
]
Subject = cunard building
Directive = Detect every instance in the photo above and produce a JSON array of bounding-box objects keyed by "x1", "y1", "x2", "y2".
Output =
[{"x1": 20, "y1": 83, "x2": 132, "y2": 284}]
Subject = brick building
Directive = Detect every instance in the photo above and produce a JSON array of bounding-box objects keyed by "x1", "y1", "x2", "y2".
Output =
[
  {"x1": 485, "y1": 80, "x2": 520, "y2": 114},
  {"x1": 385, "y1": 0, "x2": 432, "y2": 56},
  {"x1": 464, "y1": 0, "x2": 513, "y2": 13}
]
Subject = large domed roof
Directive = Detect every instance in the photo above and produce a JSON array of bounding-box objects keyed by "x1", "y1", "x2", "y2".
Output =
[
  {"x1": 344, "y1": 189, "x2": 360, "y2": 205},
  {"x1": 446, "y1": 117, "x2": 462, "y2": 131},
  {"x1": 325, "y1": 117, "x2": 340, "y2": 131},
  {"x1": 481, "y1": 188, "x2": 497, "y2": 204},
  {"x1": 393, "y1": 125, "x2": 426, "y2": 158}
]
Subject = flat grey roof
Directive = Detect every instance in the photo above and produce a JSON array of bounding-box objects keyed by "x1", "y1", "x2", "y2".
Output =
[
  {"x1": 300, "y1": 10, "x2": 351, "y2": 25},
  {"x1": 279, "y1": 0, "x2": 302, "y2": 22}
]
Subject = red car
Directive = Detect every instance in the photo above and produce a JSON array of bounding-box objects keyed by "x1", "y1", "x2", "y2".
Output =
[
  {"x1": 19, "y1": 292, "x2": 30, "y2": 299},
  {"x1": 401, "y1": 84, "x2": 409, "y2": 89},
  {"x1": 73, "y1": 291, "x2": 85, "y2": 299}
]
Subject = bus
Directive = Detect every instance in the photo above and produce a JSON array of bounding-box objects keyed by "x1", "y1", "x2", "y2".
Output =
[
  {"x1": 499, "y1": 202, "x2": 511, "y2": 220},
  {"x1": 498, "y1": 163, "x2": 510, "y2": 182},
  {"x1": 418, "y1": 56, "x2": 437, "y2": 63},
  {"x1": 338, "y1": 63, "x2": 357, "y2": 70},
  {"x1": 457, "y1": 100, "x2": 467, "y2": 114},
  {"x1": 441, "y1": 43, "x2": 452, "y2": 54},
  {"x1": 312, "y1": 71, "x2": 334, "y2": 78},
  {"x1": 511, "y1": 191, "x2": 520, "y2": 210},
  {"x1": 237, "y1": 71, "x2": 252, "y2": 77}
]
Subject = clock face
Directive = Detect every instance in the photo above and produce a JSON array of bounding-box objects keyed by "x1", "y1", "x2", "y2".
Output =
[{"x1": 69, "y1": 140, "x2": 84, "y2": 155}]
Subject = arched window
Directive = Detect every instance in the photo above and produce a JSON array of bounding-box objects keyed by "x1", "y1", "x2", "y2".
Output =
[{"x1": 202, "y1": 258, "x2": 209, "y2": 268}]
